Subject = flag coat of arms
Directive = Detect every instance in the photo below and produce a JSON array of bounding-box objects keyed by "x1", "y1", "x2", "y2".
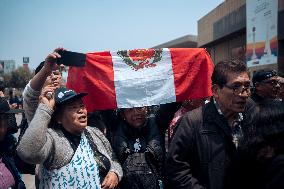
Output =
[{"x1": 65, "y1": 48, "x2": 214, "y2": 111}]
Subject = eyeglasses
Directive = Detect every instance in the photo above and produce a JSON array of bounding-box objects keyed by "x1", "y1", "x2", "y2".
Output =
[
  {"x1": 123, "y1": 107, "x2": 147, "y2": 113},
  {"x1": 224, "y1": 84, "x2": 251, "y2": 95}
]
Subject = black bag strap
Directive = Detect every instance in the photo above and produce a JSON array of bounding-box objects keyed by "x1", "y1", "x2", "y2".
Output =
[
  {"x1": 145, "y1": 150, "x2": 162, "y2": 179},
  {"x1": 16, "y1": 117, "x2": 28, "y2": 147}
]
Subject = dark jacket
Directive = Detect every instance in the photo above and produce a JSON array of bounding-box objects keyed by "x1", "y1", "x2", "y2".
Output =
[
  {"x1": 0, "y1": 135, "x2": 26, "y2": 189},
  {"x1": 251, "y1": 92, "x2": 280, "y2": 105},
  {"x1": 264, "y1": 154, "x2": 284, "y2": 189},
  {"x1": 113, "y1": 117, "x2": 164, "y2": 189},
  {"x1": 165, "y1": 99, "x2": 255, "y2": 189}
]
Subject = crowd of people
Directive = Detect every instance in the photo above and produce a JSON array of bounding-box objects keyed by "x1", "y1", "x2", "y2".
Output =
[{"x1": 1, "y1": 48, "x2": 284, "y2": 189}]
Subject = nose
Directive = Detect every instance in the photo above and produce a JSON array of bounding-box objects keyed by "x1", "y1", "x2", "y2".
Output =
[
  {"x1": 239, "y1": 87, "x2": 251, "y2": 97},
  {"x1": 77, "y1": 106, "x2": 86, "y2": 114}
]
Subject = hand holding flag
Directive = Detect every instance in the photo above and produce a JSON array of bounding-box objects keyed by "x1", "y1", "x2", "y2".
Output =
[{"x1": 59, "y1": 48, "x2": 214, "y2": 111}]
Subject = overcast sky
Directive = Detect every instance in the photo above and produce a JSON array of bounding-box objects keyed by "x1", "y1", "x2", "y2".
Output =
[{"x1": 0, "y1": 0, "x2": 223, "y2": 69}]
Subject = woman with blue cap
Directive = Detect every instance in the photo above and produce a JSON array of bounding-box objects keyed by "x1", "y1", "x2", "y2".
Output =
[{"x1": 17, "y1": 86, "x2": 122, "y2": 189}]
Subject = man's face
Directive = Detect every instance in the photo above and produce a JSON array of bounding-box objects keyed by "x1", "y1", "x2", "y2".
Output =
[
  {"x1": 44, "y1": 70, "x2": 62, "y2": 88},
  {"x1": 256, "y1": 76, "x2": 280, "y2": 99},
  {"x1": 213, "y1": 72, "x2": 251, "y2": 115}
]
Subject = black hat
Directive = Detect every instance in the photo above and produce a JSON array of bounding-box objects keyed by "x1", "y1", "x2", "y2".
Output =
[
  {"x1": 55, "y1": 87, "x2": 87, "y2": 106},
  {"x1": 0, "y1": 98, "x2": 23, "y2": 114},
  {"x1": 252, "y1": 70, "x2": 277, "y2": 84}
]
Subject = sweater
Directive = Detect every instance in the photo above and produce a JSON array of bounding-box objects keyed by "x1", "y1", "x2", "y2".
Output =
[{"x1": 17, "y1": 103, "x2": 123, "y2": 181}]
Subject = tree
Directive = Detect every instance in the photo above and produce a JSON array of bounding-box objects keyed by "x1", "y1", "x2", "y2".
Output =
[{"x1": 3, "y1": 67, "x2": 33, "y2": 89}]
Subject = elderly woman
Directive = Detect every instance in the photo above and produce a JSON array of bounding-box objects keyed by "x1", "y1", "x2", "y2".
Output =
[
  {"x1": 112, "y1": 107, "x2": 164, "y2": 189},
  {"x1": 0, "y1": 98, "x2": 26, "y2": 189},
  {"x1": 17, "y1": 87, "x2": 122, "y2": 188}
]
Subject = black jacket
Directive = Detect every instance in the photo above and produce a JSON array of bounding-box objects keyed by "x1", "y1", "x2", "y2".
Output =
[
  {"x1": 113, "y1": 117, "x2": 164, "y2": 189},
  {"x1": 165, "y1": 99, "x2": 255, "y2": 189},
  {"x1": 264, "y1": 154, "x2": 284, "y2": 189}
]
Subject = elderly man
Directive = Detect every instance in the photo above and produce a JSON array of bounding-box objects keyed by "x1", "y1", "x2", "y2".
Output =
[
  {"x1": 251, "y1": 69, "x2": 280, "y2": 104},
  {"x1": 165, "y1": 59, "x2": 255, "y2": 189}
]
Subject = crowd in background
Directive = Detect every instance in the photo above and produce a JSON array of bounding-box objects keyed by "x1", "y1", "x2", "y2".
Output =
[{"x1": 1, "y1": 48, "x2": 284, "y2": 189}]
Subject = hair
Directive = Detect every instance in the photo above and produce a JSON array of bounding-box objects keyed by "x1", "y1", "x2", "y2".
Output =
[
  {"x1": 242, "y1": 101, "x2": 284, "y2": 161},
  {"x1": 48, "y1": 103, "x2": 66, "y2": 129},
  {"x1": 0, "y1": 113, "x2": 18, "y2": 135},
  {"x1": 0, "y1": 83, "x2": 5, "y2": 93},
  {"x1": 0, "y1": 81, "x2": 5, "y2": 93},
  {"x1": 87, "y1": 111, "x2": 107, "y2": 134},
  {"x1": 256, "y1": 101, "x2": 284, "y2": 139},
  {"x1": 211, "y1": 59, "x2": 249, "y2": 87}
]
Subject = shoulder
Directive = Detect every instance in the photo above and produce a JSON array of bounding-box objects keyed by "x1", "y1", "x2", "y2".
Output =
[
  {"x1": 44, "y1": 128, "x2": 74, "y2": 169},
  {"x1": 86, "y1": 126, "x2": 111, "y2": 147},
  {"x1": 183, "y1": 105, "x2": 204, "y2": 125},
  {"x1": 23, "y1": 80, "x2": 41, "y2": 97},
  {"x1": 173, "y1": 105, "x2": 207, "y2": 138},
  {"x1": 86, "y1": 126, "x2": 105, "y2": 138}
]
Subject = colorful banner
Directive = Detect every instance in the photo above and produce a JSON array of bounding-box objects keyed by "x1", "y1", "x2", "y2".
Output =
[{"x1": 246, "y1": 0, "x2": 278, "y2": 67}]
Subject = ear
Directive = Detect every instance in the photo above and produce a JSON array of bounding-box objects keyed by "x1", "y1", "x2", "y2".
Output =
[
  {"x1": 212, "y1": 84, "x2": 220, "y2": 98},
  {"x1": 120, "y1": 111, "x2": 126, "y2": 120},
  {"x1": 55, "y1": 113, "x2": 63, "y2": 124}
]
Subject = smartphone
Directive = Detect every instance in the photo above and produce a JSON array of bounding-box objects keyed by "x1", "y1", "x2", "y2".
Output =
[{"x1": 57, "y1": 50, "x2": 86, "y2": 67}]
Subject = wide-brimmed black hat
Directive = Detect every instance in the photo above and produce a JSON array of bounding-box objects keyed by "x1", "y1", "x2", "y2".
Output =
[
  {"x1": 55, "y1": 87, "x2": 87, "y2": 106},
  {"x1": 0, "y1": 98, "x2": 23, "y2": 114},
  {"x1": 0, "y1": 98, "x2": 22, "y2": 134}
]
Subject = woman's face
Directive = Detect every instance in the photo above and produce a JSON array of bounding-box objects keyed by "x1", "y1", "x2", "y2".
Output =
[
  {"x1": 44, "y1": 70, "x2": 62, "y2": 88},
  {"x1": 122, "y1": 107, "x2": 147, "y2": 128},
  {"x1": 0, "y1": 115, "x2": 8, "y2": 141},
  {"x1": 58, "y1": 99, "x2": 87, "y2": 135}
]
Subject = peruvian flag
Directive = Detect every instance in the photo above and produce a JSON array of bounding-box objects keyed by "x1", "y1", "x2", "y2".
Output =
[{"x1": 64, "y1": 48, "x2": 214, "y2": 111}]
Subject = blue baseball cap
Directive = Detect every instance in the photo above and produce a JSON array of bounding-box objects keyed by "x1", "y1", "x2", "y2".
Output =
[{"x1": 55, "y1": 87, "x2": 87, "y2": 106}]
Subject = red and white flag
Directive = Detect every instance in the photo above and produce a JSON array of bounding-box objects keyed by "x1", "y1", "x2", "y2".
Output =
[{"x1": 66, "y1": 48, "x2": 214, "y2": 111}]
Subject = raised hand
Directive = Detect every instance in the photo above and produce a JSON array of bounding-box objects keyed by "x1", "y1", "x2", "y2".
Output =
[
  {"x1": 39, "y1": 85, "x2": 56, "y2": 109},
  {"x1": 43, "y1": 47, "x2": 66, "y2": 74}
]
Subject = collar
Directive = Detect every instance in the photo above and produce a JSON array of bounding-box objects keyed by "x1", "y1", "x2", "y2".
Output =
[
  {"x1": 213, "y1": 97, "x2": 244, "y2": 148},
  {"x1": 61, "y1": 126, "x2": 82, "y2": 151},
  {"x1": 213, "y1": 97, "x2": 243, "y2": 123}
]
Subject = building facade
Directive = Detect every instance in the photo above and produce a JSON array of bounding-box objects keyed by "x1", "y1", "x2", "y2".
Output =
[
  {"x1": 198, "y1": 0, "x2": 284, "y2": 75},
  {"x1": 152, "y1": 35, "x2": 197, "y2": 48},
  {"x1": 0, "y1": 60, "x2": 16, "y2": 76}
]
